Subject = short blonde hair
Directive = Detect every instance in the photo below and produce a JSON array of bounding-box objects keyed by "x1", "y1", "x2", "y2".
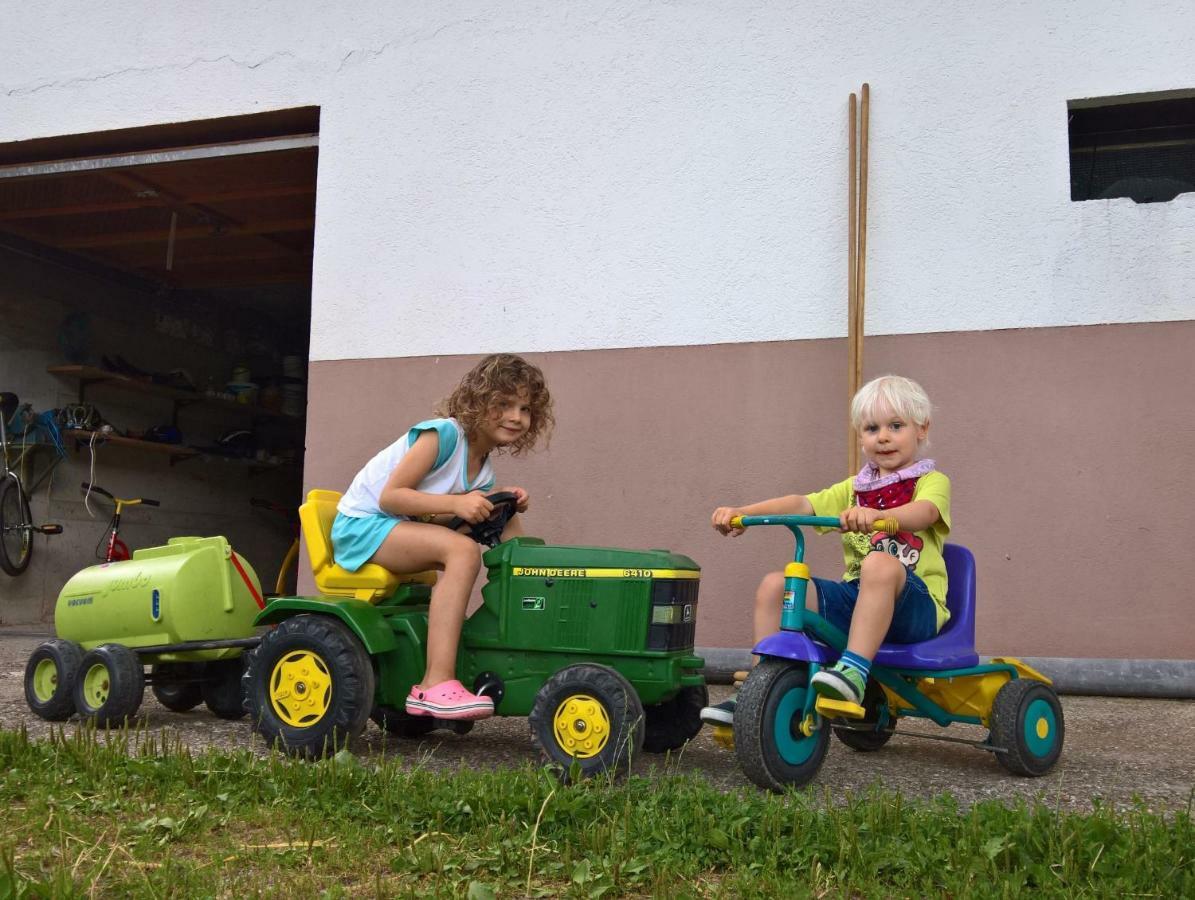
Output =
[{"x1": 850, "y1": 375, "x2": 932, "y2": 432}]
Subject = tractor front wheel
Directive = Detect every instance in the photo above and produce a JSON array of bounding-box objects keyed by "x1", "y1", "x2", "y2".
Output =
[
  {"x1": 244, "y1": 615, "x2": 375, "y2": 759},
  {"x1": 642, "y1": 684, "x2": 707, "y2": 753},
  {"x1": 530, "y1": 664, "x2": 645, "y2": 778},
  {"x1": 734, "y1": 658, "x2": 829, "y2": 791},
  {"x1": 24, "y1": 639, "x2": 84, "y2": 721}
]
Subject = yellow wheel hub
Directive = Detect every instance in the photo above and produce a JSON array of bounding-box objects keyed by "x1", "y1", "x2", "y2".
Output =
[
  {"x1": 32, "y1": 659, "x2": 59, "y2": 703},
  {"x1": 81, "y1": 663, "x2": 111, "y2": 708},
  {"x1": 269, "y1": 650, "x2": 332, "y2": 727},
  {"x1": 552, "y1": 693, "x2": 610, "y2": 759},
  {"x1": 1035, "y1": 717, "x2": 1050, "y2": 739}
]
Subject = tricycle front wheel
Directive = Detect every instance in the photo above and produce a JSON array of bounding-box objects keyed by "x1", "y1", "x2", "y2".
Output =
[{"x1": 734, "y1": 658, "x2": 829, "y2": 791}]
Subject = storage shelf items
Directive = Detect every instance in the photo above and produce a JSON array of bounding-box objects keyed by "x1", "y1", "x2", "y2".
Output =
[
  {"x1": 50, "y1": 364, "x2": 303, "y2": 473},
  {"x1": 47, "y1": 365, "x2": 301, "y2": 421}
]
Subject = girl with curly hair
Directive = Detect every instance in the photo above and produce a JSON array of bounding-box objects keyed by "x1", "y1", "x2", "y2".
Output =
[{"x1": 333, "y1": 354, "x2": 554, "y2": 719}]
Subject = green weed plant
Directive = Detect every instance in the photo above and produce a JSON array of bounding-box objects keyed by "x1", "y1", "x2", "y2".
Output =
[{"x1": 0, "y1": 725, "x2": 1190, "y2": 898}]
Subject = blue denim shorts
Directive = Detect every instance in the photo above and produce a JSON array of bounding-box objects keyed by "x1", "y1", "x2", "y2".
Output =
[{"x1": 812, "y1": 570, "x2": 939, "y2": 644}]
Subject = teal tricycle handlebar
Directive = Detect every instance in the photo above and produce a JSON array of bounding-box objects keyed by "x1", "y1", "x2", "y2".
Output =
[{"x1": 729, "y1": 513, "x2": 900, "y2": 632}]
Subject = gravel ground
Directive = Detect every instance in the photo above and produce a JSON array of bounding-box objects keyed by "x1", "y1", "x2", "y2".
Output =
[{"x1": 4, "y1": 629, "x2": 1192, "y2": 813}]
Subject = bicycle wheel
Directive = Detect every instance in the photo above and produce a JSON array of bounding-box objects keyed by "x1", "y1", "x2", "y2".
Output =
[{"x1": 0, "y1": 475, "x2": 33, "y2": 575}]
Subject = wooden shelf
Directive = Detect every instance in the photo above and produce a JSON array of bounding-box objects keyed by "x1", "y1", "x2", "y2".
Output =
[
  {"x1": 47, "y1": 364, "x2": 302, "y2": 421},
  {"x1": 64, "y1": 429, "x2": 199, "y2": 459}
]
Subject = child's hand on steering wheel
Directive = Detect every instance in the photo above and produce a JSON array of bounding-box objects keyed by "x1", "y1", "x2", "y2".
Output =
[
  {"x1": 839, "y1": 505, "x2": 885, "y2": 533},
  {"x1": 500, "y1": 486, "x2": 530, "y2": 513},
  {"x1": 453, "y1": 491, "x2": 495, "y2": 525},
  {"x1": 711, "y1": 506, "x2": 746, "y2": 536}
]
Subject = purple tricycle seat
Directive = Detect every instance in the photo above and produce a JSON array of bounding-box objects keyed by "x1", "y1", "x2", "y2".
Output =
[{"x1": 873, "y1": 543, "x2": 979, "y2": 670}]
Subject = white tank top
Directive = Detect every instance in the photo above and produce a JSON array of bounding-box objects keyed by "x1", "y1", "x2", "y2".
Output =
[{"x1": 337, "y1": 418, "x2": 496, "y2": 518}]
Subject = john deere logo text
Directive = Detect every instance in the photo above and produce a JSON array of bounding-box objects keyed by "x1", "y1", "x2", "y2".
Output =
[{"x1": 514, "y1": 567, "x2": 587, "y2": 578}]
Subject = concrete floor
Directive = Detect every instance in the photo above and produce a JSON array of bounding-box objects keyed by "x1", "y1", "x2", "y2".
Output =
[{"x1": 3, "y1": 629, "x2": 1193, "y2": 812}]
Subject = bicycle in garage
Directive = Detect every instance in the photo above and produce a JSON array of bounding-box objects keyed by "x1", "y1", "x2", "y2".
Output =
[{"x1": 0, "y1": 392, "x2": 63, "y2": 576}]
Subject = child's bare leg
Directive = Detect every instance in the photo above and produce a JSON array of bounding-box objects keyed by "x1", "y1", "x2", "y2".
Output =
[
  {"x1": 844, "y1": 552, "x2": 906, "y2": 659},
  {"x1": 752, "y1": 571, "x2": 785, "y2": 646},
  {"x1": 368, "y1": 523, "x2": 482, "y2": 687}
]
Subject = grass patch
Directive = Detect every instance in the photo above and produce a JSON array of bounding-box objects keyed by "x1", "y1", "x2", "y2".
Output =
[{"x1": 0, "y1": 725, "x2": 1191, "y2": 897}]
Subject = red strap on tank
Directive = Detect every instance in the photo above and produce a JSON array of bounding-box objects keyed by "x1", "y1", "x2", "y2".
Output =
[{"x1": 230, "y1": 551, "x2": 265, "y2": 609}]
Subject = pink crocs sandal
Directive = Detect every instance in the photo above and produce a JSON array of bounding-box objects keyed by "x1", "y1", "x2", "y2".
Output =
[{"x1": 406, "y1": 679, "x2": 495, "y2": 720}]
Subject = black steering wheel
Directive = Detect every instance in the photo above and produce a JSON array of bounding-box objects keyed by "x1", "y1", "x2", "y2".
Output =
[{"x1": 443, "y1": 491, "x2": 520, "y2": 547}]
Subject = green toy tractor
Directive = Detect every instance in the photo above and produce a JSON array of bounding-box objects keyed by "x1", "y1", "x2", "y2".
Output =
[
  {"x1": 242, "y1": 490, "x2": 707, "y2": 775},
  {"x1": 25, "y1": 535, "x2": 264, "y2": 726}
]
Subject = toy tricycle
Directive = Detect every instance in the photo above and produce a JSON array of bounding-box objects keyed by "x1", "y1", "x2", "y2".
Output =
[
  {"x1": 720, "y1": 514, "x2": 1063, "y2": 791},
  {"x1": 241, "y1": 489, "x2": 707, "y2": 776},
  {"x1": 25, "y1": 524, "x2": 264, "y2": 726}
]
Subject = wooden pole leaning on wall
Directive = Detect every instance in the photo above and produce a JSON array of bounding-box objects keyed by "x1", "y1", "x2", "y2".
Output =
[
  {"x1": 847, "y1": 83, "x2": 870, "y2": 475},
  {"x1": 847, "y1": 91, "x2": 859, "y2": 473}
]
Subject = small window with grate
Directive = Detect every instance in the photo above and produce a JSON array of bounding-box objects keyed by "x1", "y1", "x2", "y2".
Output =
[{"x1": 1069, "y1": 91, "x2": 1195, "y2": 202}]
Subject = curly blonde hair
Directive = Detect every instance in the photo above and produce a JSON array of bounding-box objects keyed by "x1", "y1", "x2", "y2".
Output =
[{"x1": 436, "y1": 354, "x2": 554, "y2": 456}]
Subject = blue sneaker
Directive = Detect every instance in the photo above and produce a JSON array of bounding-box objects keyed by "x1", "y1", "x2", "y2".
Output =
[{"x1": 810, "y1": 663, "x2": 866, "y2": 705}]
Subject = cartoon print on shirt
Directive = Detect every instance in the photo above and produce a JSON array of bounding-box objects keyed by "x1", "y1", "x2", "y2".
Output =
[{"x1": 869, "y1": 530, "x2": 924, "y2": 569}]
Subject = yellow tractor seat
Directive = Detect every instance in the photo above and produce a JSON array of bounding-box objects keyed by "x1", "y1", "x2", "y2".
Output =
[{"x1": 299, "y1": 489, "x2": 436, "y2": 603}]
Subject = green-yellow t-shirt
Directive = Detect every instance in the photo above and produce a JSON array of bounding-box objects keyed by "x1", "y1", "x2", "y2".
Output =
[{"x1": 806, "y1": 470, "x2": 952, "y2": 631}]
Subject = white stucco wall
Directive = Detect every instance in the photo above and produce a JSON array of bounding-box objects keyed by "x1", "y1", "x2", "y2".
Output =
[{"x1": 3, "y1": 1, "x2": 1194, "y2": 360}]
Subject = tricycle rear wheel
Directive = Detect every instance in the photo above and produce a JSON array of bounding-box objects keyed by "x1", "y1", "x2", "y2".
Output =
[
  {"x1": 988, "y1": 678, "x2": 1064, "y2": 776},
  {"x1": 734, "y1": 658, "x2": 829, "y2": 791}
]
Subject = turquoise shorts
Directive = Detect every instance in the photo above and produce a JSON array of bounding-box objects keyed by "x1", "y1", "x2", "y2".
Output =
[{"x1": 331, "y1": 511, "x2": 402, "y2": 572}]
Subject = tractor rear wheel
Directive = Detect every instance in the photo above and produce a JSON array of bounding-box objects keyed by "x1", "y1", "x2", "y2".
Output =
[
  {"x1": 371, "y1": 705, "x2": 436, "y2": 738},
  {"x1": 203, "y1": 657, "x2": 248, "y2": 720},
  {"x1": 244, "y1": 615, "x2": 375, "y2": 759}
]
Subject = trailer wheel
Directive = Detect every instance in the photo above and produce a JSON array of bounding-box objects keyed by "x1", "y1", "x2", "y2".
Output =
[
  {"x1": 529, "y1": 664, "x2": 644, "y2": 778},
  {"x1": 24, "y1": 639, "x2": 84, "y2": 721},
  {"x1": 203, "y1": 657, "x2": 248, "y2": 720},
  {"x1": 988, "y1": 678, "x2": 1064, "y2": 776},
  {"x1": 150, "y1": 663, "x2": 204, "y2": 712},
  {"x1": 74, "y1": 644, "x2": 145, "y2": 727},
  {"x1": 642, "y1": 684, "x2": 707, "y2": 753},
  {"x1": 734, "y1": 658, "x2": 829, "y2": 792},
  {"x1": 244, "y1": 615, "x2": 375, "y2": 759}
]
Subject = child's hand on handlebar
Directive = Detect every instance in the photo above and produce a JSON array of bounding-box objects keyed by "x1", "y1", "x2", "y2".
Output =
[
  {"x1": 711, "y1": 506, "x2": 746, "y2": 536},
  {"x1": 839, "y1": 505, "x2": 886, "y2": 533},
  {"x1": 453, "y1": 491, "x2": 495, "y2": 524}
]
